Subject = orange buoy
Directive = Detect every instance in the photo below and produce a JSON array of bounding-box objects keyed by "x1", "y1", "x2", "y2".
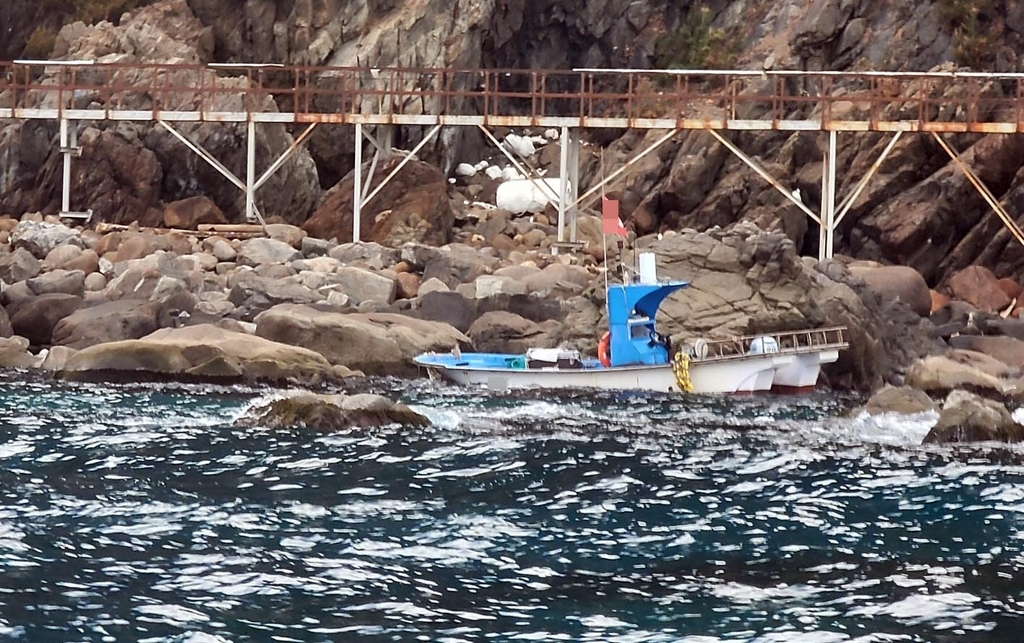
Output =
[{"x1": 597, "y1": 331, "x2": 611, "y2": 368}]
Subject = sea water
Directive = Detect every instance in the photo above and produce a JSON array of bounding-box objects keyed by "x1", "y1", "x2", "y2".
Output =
[{"x1": 0, "y1": 373, "x2": 1021, "y2": 642}]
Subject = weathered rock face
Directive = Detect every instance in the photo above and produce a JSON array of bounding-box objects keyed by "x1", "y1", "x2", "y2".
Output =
[
  {"x1": 304, "y1": 157, "x2": 453, "y2": 246},
  {"x1": 623, "y1": 225, "x2": 943, "y2": 391},
  {"x1": 1, "y1": 0, "x2": 320, "y2": 226}
]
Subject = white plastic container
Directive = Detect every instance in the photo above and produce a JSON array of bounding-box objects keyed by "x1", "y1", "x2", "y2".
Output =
[{"x1": 638, "y1": 252, "x2": 658, "y2": 284}]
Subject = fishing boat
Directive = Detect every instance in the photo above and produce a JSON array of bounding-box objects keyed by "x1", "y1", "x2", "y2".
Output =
[{"x1": 414, "y1": 254, "x2": 848, "y2": 394}]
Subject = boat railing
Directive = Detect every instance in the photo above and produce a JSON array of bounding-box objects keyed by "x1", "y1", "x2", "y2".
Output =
[{"x1": 688, "y1": 326, "x2": 848, "y2": 362}]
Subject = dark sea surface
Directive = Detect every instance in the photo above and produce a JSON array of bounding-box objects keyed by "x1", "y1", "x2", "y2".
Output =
[{"x1": 0, "y1": 373, "x2": 1021, "y2": 643}]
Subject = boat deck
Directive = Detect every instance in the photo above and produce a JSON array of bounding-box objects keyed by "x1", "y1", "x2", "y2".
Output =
[{"x1": 691, "y1": 327, "x2": 848, "y2": 363}]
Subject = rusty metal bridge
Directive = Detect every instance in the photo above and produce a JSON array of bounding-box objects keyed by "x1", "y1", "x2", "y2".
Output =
[{"x1": 3, "y1": 61, "x2": 1024, "y2": 259}]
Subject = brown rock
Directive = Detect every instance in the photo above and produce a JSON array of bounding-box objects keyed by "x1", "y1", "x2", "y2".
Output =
[
  {"x1": 303, "y1": 157, "x2": 453, "y2": 246},
  {"x1": 395, "y1": 272, "x2": 420, "y2": 300},
  {"x1": 163, "y1": 196, "x2": 228, "y2": 230},
  {"x1": 997, "y1": 277, "x2": 1023, "y2": 301},
  {"x1": 949, "y1": 266, "x2": 1012, "y2": 313},
  {"x1": 113, "y1": 234, "x2": 160, "y2": 263},
  {"x1": 849, "y1": 265, "x2": 931, "y2": 317},
  {"x1": 92, "y1": 232, "x2": 122, "y2": 257},
  {"x1": 930, "y1": 290, "x2": 951, "y2": 314}
]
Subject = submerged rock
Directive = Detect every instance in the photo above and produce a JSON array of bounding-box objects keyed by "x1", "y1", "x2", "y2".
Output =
[
  {"x1": 924, "y1": 390, "x2": 1024, "y2": 444},
  {"x1": 236, "y1": 393, "x2": 429, "y2": 431}
]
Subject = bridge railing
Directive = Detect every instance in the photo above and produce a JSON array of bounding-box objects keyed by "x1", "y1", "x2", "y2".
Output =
[{"x1": 3, "y1": 62, "x2": 1024, "y2": 130}]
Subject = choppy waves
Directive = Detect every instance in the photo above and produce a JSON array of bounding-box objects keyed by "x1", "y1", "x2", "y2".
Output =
[{"x1": 0, "y1": 376, "x2": 1021, "y2": 642}]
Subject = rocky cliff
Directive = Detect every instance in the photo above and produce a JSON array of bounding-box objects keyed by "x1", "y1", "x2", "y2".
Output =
[{"x1": 5, "y1": 0, "x2": 1024, "y2": 288}]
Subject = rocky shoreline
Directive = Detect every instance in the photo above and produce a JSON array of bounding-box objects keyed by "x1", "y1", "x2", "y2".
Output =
[{"x1": 1, "y1": 213, "x2": 1023, "y2": 443}]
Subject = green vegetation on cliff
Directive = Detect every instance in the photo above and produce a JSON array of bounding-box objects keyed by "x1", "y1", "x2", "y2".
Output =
[
  {"x1": 939, "y1": 0, "x2": 1002, "y2": 68},
  {"x1": 654, "y1": 4, "x2": 738, "y2": 70}
]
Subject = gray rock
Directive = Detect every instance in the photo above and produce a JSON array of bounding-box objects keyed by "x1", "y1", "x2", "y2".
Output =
[
  {"x1": 10, "y1": 221, "x2": 82, "y2": 259},
  {"x1": 0, "y1": 248, "x2": 42, "y2": 283},
  {"x1": 0, "y1": 305, "x2": 12, "y2": 338},
  {"x1": 236, "y1": 238, "x2": 302, "y2": 267},
  {"x1": 905, "y1": 355, "x2": 1008, "y2": 398},
  {"x1": 862, "y1": 385, "x2": 936, "y2": 415},
  {"x1": 0, "y1": 336, "x2": 36, "y2": 369},
  {"x1": 234, "y1": 392, "x2": 429, "y2": 431},
  {"x1": 474, "y1": 275, "x2": 526, "y2": 298},
  {"x1": 27, "y1": 269, "x2": 86, "y2": 297},
  {"x1": 328, "y1": 242, "x2": 397, "y2": 270},
  {"x1": 331, "y1": 267, "x2": 396, "y2": 305},
  {"x1": 468, "y1": 310, "x2": 555, "y2": 353},
  {"x1": 52, "y1": 300, "x2": 166, "y2": 349},
  {"x1": 924, "y1": 390, "x2": 1023, "y2": 444},
  {"x1": 255, "y1": 304, "x2": 467, "y2": 376},
  {"x1": 10, "y1": 293, "x2": 84, "y2": 345},
  {"x1": 228, "y1": 274, "x2": 325, "y2": 318}
]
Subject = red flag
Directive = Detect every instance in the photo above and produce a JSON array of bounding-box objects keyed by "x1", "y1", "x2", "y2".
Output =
[{"x1": 602, "y1": 197, "x2": 627, "y2": 236}]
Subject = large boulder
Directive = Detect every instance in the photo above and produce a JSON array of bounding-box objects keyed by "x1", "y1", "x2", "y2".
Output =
[
  {"x1": 924, "y1": 390, "x2": 1024, "y2": 444},
  {"x1": 848, "y1": 264, "x2": 931, "y2": 317},
  {"x1": 412, "y1": 291, "x2": 475, "y2": 333},
  {"x1": 467, "y1": 311, "x2": 558, "y2": 353},
  {"x1": 235, "y1": 393, "x2": 429, "y2": 431},
  {"x1": 905, "y1": 354, "x2": 1009, "y2": 399},
  {"x1": 255, "y1": 304, "x2": 468, "y2": 376},
  {"x1": 60, "y1": 324, "x2": 351, "y2": 384},
  {"x1": 947, "y1": 335, "x2": 1024, "y2": 370},
  {"x1": 163, "y1": 196, "x2": 228, "y2": 229},
  {"x1": 227, "y1": 274, "x2": 324, "y2": 319},
  {"x1": 51, "y1": 300, "x2": 166, "y2": 350},
  {"x1": 10, "y1": 221, "x2": 83, "y2": 259},
  {"x1": 9, "y1": 293, "x2": 84, "y2": 345},
  {"x1": 303, "y1": 157, "x2": 453, "y2": 246},
  {"x1": 948, "y1": 265, "x2": 1013, "y2": 313},
  {"x1": 860, "y1": 385, "x2": 937, "y2": 415}
]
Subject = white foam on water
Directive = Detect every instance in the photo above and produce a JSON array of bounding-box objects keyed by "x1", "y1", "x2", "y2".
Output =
[{"x1": 135, "y1": 603, "x2": 211, "y2": 624}]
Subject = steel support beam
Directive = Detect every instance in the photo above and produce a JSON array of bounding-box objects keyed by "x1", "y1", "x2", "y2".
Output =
[
  {"x1": 819, "y1": 130, "x2": 838, "y2": 261},
  {"x1": 576, "y1": 128, "x2": 681, "y2": 209},
  {"x1": 557, "y1": 125, "x2": 571, "y2": 248},
  {"x1": 932, "y1": 132, "x2": 1024, "y2": 249},
  {"x1": 361, "y1": 124, "x2": 442, "y2": 209},
  {"x1": 705, "y1": 128, "x2": 821, "y2": 226},
  {"x1": 158, "y1": 119, "x2": 246, "y2": 191},
  {"x1": 568, "y1": 129, "x2": 580, "y2": 242},
  {"x1": 354, "y1": 122, "x2": 363, "y2": 242},
  {"x1": 246, "y1": 120, "x2": 257, "y2": 224},
  {"x1": 834, "y1": 131, "x2": 903, "y2": 227},
  {"x1": 60, "y1": 118, "x2": 72, "y2": 214},
  {"x1": 254, "y1": 122, "x2": 318, "y2": 191}
]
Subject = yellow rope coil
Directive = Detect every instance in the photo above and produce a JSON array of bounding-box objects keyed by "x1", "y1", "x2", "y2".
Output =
[{"x1": 672, "y1": 351, "x2": 693, "y2": 393}]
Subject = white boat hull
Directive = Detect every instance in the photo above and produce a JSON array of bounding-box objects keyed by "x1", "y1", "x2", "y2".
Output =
[
  {"x1": 771, "y1": 350, "x2": 840, "y2": 392},
  {"x1": 425, "y1": 354, "x2": 794, "y2": 394}
]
